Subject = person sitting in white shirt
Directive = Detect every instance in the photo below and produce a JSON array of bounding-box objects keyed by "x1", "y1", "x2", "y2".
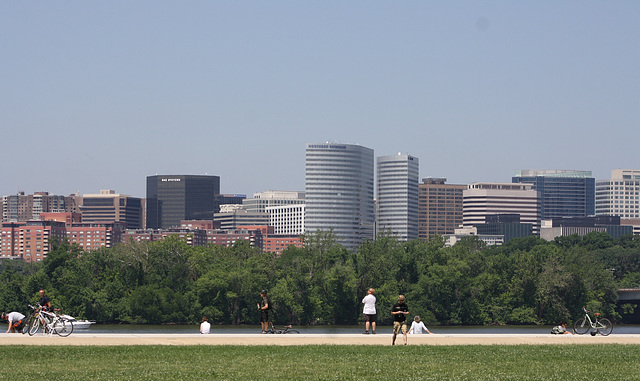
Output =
[
  {"x1": 408, "y1": 316, "x2": 433, "y2": 334},
  {"x1": 200, "y1": 316, "x2": 211, "y2": 334}
]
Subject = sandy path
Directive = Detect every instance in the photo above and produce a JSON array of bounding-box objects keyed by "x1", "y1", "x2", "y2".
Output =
[{"x1": 2, "y1": 333, "x2": 640, "y2": 346}]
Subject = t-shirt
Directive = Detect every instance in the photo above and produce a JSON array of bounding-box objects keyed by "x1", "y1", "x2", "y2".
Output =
[
  {"x1": 551, "y1": 325, "x2": 567, "y2": 334},
  {"x1": 39, "y1": 296, "x2": 51, "y2": 310},
  {"x1": 409, "y1": 321, "x2": 429, "y2": 334},
  {"x1": 261, "y1": 296, "x2": 271, "y2": 310},
  {"x1": 362, "y1": 294, "x2": 376, "y2": 315},
  {"x1": 392, "y1": 302, "x2": 408, "y2": 322},
  {"x1": 200, "y1": 321, "x2": 211, "y2": 334},
  {"x1": 8, "y1": 312, "x2": 25, "y2": 323}
]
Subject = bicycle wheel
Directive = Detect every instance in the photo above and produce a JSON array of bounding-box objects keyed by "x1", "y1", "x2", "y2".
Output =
[
  {"x1": 54, "y1": 319, "x2": 73, "y2": 337},
  {"x1": 596, "y1": 318, "x2": 613, "y2": 336},
  {"x1": 285, "y1": 329, "x2": 300, "y2": 334},
  {"x1": 21, "y1": 314, "x2": 35, "y2": 334},
  {"x1": 28, "y1": 318, "x2": 41, "y2": 336},
  {"x1": 573, "y1": 318, "x2": 590, "y2": 335}
]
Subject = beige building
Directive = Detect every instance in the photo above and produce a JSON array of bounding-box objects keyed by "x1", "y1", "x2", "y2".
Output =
[
  {"x1": 77, "y1": 190, "x2": 144, "y2": 229},
  {"x1": 463, "y1": 182, "x2": 541, "y2": 234},
  {"x1": 418, "y1": 178, "x2": 466, "y2": 239}
]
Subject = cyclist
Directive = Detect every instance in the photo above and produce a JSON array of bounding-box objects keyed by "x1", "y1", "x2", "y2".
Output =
[
  {"x1": 2, "y1": 311, "x2": 26, "y2": 333},
  {"x1": 39, "y1": 289, "x2": 52, "y2": 311}
]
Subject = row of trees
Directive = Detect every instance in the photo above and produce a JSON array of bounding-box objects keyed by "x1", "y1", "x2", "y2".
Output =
[{"x1": 1, "y1": 231, "x2": 640, "y2": 326}]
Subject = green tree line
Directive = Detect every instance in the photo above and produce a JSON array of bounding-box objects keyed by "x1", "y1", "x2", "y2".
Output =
[{"x1": 2, "y1": 231, "x2": 640, "y2": 326}]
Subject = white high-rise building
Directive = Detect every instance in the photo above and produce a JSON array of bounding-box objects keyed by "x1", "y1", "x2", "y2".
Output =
[
  {"x1": 267, "y1": 204, "x2": 305, "y2": 235},
  {"x1": 376, "y1": 153, "x2": 419, "y2": 240},
  {"x1": 243, "y1": 191, "x2": 305, "y2": 213},
  {"x1": 463, "y1": 183, "x2": 541, "y2": 234},
  {"x1": 596, "y1": 169, "x2": 640, "y2": 219},
  {"x1": 305, "y1": 142, "x2": 374, "y2": 249}
]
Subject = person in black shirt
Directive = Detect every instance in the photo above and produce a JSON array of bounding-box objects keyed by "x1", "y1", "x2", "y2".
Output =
[
  {"x1": 258, "y1": 290, "x2": 271, "y2": 333},
  {"x1": 39, "y1": 289, "x2": 51, "y2": 311},
  {"x1": 391, "y1": 295, "x2": 409, "y2": 345}
]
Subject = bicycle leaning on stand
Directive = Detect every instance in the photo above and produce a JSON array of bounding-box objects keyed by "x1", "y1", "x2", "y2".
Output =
[
  {"x1": 573, "y1": 306, "x2": 613, "y2": 336},
  {"x1": 26, "y1": 304, "x2": 74, "y2": 337}
]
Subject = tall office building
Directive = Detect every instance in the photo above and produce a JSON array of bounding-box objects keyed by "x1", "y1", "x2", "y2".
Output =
[
  {"x1": 512, "y1": 169, "x2": 595, "y2": 219},
  {"x1": 595, "y1": 169, "x2": 640, "y2": 219},
  {"x1": 376, "y1": 153, "x2": 419, "y2": 240},
  {"x1": 305, "y1": 143, "x2": 374, "y2": 249},
  {"x1": 463, "y1": 182, "x2": 541, "y2": 234},
  {"x1": 77, "y1": 190, "x2": 144, "y2": 229},
  {"x1": 146, "y1": 175, "x2": 220, "y2": 229},
  {"x1": 418, "y1": 178, "x2": 466, "y2": 239}
]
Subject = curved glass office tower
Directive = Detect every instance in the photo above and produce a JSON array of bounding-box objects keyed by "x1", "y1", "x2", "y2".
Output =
[
  {"x1": 305, "y1": 143, "x2": 374, "y2": 249},
  {"x1": 377, "y1": 154, "x2": 419, "y2": 240}
]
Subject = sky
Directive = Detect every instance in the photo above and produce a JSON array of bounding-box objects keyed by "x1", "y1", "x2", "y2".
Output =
[{"x1": 2, "y1": 1, "x2": 639, "y2": 198}]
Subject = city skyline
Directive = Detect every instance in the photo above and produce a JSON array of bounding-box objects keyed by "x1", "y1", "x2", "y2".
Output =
[{"x1": 2, "y1": 2, "x2": 639, "y2": 198}]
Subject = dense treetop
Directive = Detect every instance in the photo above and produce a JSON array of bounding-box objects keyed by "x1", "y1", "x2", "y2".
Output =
[{"x1": 2, "y1": 230, "x2": 639, "y2": 326}]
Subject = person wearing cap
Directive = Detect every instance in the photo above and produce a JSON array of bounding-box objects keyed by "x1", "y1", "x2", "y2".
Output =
[
  {"x1": 362, "y1": 288, "x2": 377, "y2": 334},
  {"x1": 258, "y1": 290, "x2": 271, "y2": 333},
  {"x1": 391, "y1": 295, "x2": 409, "y2": 345},
  {"x1": 2, "y1": 311, "x2": 26, "y2": 333}
]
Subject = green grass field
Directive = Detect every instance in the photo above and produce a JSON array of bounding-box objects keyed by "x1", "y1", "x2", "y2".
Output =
[{"x1": 1, "y1": 345, "x2": 637, "y2": 380}]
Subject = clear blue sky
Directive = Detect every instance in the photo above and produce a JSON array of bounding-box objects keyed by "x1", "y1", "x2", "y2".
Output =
[{"x1": 2, "y1": 1, "x2": 638, "y2": 198}]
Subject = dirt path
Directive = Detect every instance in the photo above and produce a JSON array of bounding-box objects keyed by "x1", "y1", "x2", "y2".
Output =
[{"x1": 3, "y1": 333, "x2": 640, "y2": 346}]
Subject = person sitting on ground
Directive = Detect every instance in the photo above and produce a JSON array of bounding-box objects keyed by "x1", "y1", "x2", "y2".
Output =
[
  {"x1": 408, "y1": 316, "x2": 433, "y2": 334},
  {"x1": 2, "y1": 311, "x2": 26, "y2": 333},
  {"x1": 200, "y1": 316, "x2": 211, "y2": 334},
  {"x1": 551, "y1": 321, "x2": 572, "y2": 335}
]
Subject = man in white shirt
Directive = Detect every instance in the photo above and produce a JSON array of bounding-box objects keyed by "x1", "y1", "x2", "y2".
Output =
[
  {"x1": 362, "y1": 288, "x2": 377, "y2": 334},
  {"x1": 2, "y1": 311, "x2": 26, "y2": 333},
  {"x1": 200, "y1": 316, "x2": 211, "y2": 334}
]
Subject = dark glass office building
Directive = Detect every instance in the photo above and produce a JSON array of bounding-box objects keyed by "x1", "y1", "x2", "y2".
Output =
[
  {"x1": 146, "y1": 175, "x2": 220, "y2": 229},
  {"x1": 512, "y1": 170, "x2": 595, "y2": 220}
]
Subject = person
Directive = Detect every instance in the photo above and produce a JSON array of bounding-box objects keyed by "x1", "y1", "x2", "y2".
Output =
[
  {"x1": 551, "y1": 321, "x2": 571, "y2": 335},
  {"x1": 39, "y1": 289, "x2": 51, "y2": 311},
  {"x1": 258, "y1": 289, "x2": 271, "y2": 333},
  {"x1": 2, "y1": 311, "x2": 26, "y2": 333},
  {"x1": 408, "y1": 316, "x2": 432, "y2": 334},
  {"x1": 391, "y1": 295, "x2": 409, "y2": 345},
  {"x1": 362, "y1": 288, "x2": 377, "y2": 334},
  {"x1": 200, "y1": 316, "x2": 211, "y2": 334}
]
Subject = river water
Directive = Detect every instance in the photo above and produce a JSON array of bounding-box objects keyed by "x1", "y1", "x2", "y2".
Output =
[{"x1": 74, "y1": 324, "x2": 640, "y2": 335}]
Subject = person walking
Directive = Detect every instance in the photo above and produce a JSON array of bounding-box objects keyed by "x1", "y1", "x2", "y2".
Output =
[
  {"x1": 362, "y1": 288, "x2": 377, "y2": 334},
  {"x1": 391, "y1": 295, "x2": 409, "y2": 345},
  {"x1": 408, "y1": 316, "x2": 432, "y2": 334},
  {"x1": 200, "y1": 316, "x2": 211, "y2": 334},
  {"x1": 258, "y1": 290, "x2": 271, "y2": 333}
]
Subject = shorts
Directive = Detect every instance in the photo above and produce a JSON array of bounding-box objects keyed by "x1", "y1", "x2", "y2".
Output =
[
  {"x1": 260, "y1": 310, "x2": 269, "y2": 323},
  {"x1": 393, "y1": 321, "x2": 407, "y2": 335},
  {"x1": 364, "y1": 314, "x2": 376, "y2": 323}
]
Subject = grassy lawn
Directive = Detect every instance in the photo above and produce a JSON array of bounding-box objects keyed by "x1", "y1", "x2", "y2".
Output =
[{"x1": 1, "y1": 345, "x2": 637, "y2": 380}]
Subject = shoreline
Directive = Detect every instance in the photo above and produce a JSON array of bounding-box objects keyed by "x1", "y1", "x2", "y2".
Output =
[{"x1": 3, "y1": 333, "x2": 640, "y2": 346}]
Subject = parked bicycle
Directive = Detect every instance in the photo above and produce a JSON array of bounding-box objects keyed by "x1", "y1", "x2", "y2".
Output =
[
  {"x1": 266, "y1": 322, "x2": 299, "y2": 334},
  {"x1": 26, "y1": 304, "x2": 74, "y2": 337},
  {"x1": 573, "y1": 307, "x2": 612, "y2": 336}
]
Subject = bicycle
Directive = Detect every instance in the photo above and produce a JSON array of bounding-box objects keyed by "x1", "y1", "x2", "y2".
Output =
[
  {"x1": 573, "y1": 307, "x2": 612, "y2": 336},
  {"x1": 27, "y1": 304, "x2": 74, "y2": 337},
  {"x1": 266, "y1": 322, "x2": 299, "y2": 334}
]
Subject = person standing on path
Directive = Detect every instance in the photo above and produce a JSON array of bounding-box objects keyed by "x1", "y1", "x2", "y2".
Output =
[
  {"x1": 362, "y1": 288, "x2": 377, "y2": 334},
  {"x1": 391, "y1": 295, "x2": 409, "y2": 345},
  {"x1": 258, "y1": 290, "x2": 271, "y2": 333}
]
